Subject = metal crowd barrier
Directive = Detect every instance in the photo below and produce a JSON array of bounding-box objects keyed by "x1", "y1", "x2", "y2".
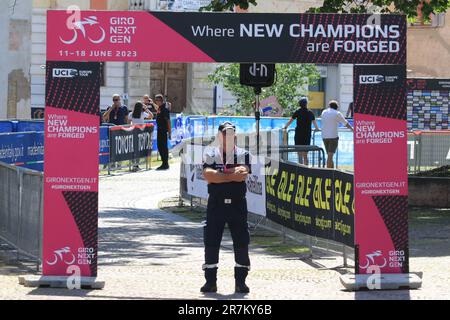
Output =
[
  {"x1": 0, "y1": 162, "x2": 43, "y2": 269},
  {"x1": 181, "y1": 192, "x2": 354, "y2": 269},
  {"x1": 100, "y1": 124, "x2": 155, "y2": 175},
  {"x1": 277, "y1": 145, "x2": 326, "y2": 168},
  {"x1": 178, "y1": 132, "x2": 354, "y2": 269},
  {"x1": 285, "y1": 129, "x2": 327, "y2": 168},
  {"x1": 408, "y1": 130, "x2": 450, "y2": 174}
]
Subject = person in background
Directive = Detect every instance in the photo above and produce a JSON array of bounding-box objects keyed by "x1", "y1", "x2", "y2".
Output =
[
  {"x1": 143, "y1": 95, "x2": 157, "y2": 116},
  {"x1": 321, "y1": 100, "x2": 354, "y2": 169},
  {"x1": 283, "y1": 97, "x2": 320, "y2": 166},
  {"x1": 346, "y1": 102, "x2": 354, "y2": 119},
  {"x1": 128, "y1": 101, "x2": 152, "y2": 125},
  {"x1": 102, "y1": 94, "x2": 129, "y2": 170},
  {"x1": 127, "y1": 101, "x2": 150, "y2": 172},
  {"x1": 102, "y1": 94, "x2": 129, "y2": 125},
  {"x1": 155, "y1": 94, "x2": 171, "y2": 170},
  {"x1": 164, "y1": 95, "x2": 173, "y2": 112}
]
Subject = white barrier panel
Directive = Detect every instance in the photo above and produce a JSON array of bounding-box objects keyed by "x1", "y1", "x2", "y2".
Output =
[
  {"x1": 182, "y1": 144, "x2": 266, "y2": 216},
  {"x1": 246, "y1": 160, "x2": 266, "y2": 217}
]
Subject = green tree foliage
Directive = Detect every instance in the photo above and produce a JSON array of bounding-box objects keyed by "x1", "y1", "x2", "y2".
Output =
[
  {"x1": 201, "y1": 0, "x2": 449, "y2": 22},
  {"x1": 208, "y1": 64, "x2": 320, "y2": 116},
  {"x1": 308, "y1": 0, "x2": 449, "y2": 21},
  {"x1": 201, "y1": 0, "x2": 257, "y2": 11}
]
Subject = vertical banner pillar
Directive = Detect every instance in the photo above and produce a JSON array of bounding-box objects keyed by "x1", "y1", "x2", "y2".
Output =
[
  {"x1": 353, "y1": 65, "x2": 409, "y2": 275},
  {"x1": 43, "y1": 61, "x2": 101, "y2": 277}
]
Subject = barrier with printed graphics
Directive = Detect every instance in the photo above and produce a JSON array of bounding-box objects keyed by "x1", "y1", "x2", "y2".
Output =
[
  {"x1": 109, "y1": 124, "x2": 154, "y2": 162},
  {"x1": 44, "y1": 10, "x2": 408, "y2": 281}
]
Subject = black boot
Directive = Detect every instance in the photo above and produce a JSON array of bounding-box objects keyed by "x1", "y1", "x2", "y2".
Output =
[
  {"x1": 235, "y1": 267, "x2": 250, "y2": 294},
  {"x1": 201, "y1": 268, "x2": 217, "y2": 293}
]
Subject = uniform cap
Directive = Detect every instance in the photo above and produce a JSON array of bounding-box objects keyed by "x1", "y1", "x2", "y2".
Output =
[{"x1": 218, "y1": 121, "x2": 236, "y2": 132}]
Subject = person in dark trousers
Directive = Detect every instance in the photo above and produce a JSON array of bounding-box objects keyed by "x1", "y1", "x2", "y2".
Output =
[
  {"x1": 283, "y1": 97, "x2": 320, "y2": 166},
  {"x1": 201, "y1": 121, "x2": 252, "y2": 294},
  {"x1": 155, "y1": 94, "x2": 171, "y2": 170}
]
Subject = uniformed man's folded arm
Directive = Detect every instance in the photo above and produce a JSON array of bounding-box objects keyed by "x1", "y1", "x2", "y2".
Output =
[{"x1": 203, "y1": 168, "x2": 241, "y2": 184}]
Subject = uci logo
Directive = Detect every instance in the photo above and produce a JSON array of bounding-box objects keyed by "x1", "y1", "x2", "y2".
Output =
[
  {"x1": 53, "y1": 68, "x2": 78, "y2": 78},
  {"x1": 359, "y1": 75, "x2": 385, "y2": 84}
]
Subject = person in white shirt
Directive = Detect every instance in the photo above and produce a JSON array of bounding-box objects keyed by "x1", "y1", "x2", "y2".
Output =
[
  {"x1": 128, "y1": 101, "x2": 152, "y2": 125},
  {"x1": 320, "y1": 100, "x2": 354, "y2": 169},
  {"x1": 128, "y1": 101, "x2": 152, "y2": 171}
]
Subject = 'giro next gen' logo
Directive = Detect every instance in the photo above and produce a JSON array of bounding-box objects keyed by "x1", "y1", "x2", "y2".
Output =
[
  {"x1": 359, "y1": 250, "x2": 387, "y2": 269},
  {"x1": 46, "y1": 247, "x2": 76, "y2": 266},
  {"x1": 60, "y1": 16, "x2": 106, "y2": 45}
]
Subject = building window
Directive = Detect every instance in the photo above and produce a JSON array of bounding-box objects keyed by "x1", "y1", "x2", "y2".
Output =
[{"x1": 91, "y1": 0, "x2": 108, "y2": 10}]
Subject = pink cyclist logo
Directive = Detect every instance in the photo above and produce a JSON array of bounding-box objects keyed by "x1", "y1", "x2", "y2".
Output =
[
  {"x1": 46, "y1": 247, "x2": 76, "y2": 266},
  {"x1": 60, "y1": 16, "x2": 106, "y2": 45},
  {"x1": 359, "y1": 250, "x2": 387, "y2": 270}
]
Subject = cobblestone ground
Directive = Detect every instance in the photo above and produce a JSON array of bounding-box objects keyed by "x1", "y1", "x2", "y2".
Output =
[{"x1": 1, "y1": 161, "x2": 450, "y2": 300}]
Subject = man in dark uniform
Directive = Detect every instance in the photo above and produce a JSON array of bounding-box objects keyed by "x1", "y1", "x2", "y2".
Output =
[
  {"x1": 201, "y1": 121, "x2": 252, "y2": 294},
  {"x1": 155, "y1": 94, "x2": 171, "y2": 170}
]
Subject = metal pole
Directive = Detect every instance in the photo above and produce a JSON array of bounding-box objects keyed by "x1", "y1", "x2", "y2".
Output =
[
  {"x1": 336, "y1": 144, "x2": 339, "y2": 169},
  {"x1": 255, "y1": 87, "x2": 261, "y2": 156},
  {"x1": 108, "y1": 127, "x2": 111, "y2": 175},
  {"x1": 281, "y1": 226, "x2": 286, "y2": 243},
  {"x1": 16, "y1": 170, "x2": 23, "y2": 262},
  {"x1": 256, "y1": 95, "x2": 260, "y2": 156},
  {"x1": 37, "y1": 174, "x2": 43, "y2": 272},
  {"x1": 343, "y1": 245, "x2": 348, "y2": 268}
]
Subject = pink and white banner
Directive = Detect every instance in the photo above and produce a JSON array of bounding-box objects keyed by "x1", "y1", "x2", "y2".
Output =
[
  {"x1": 43, "y1": 62, "x2": 101, "y2": 277},
  {"x1": 354, "y1": 65, "x2": 409, "y2": 274},
  {"x1": 46, "y1": 10, "x2": 406, "y2": 64}
]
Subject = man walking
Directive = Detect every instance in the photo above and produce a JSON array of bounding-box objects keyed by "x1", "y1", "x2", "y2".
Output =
[
  {"x1": 320, "y1": 100, "x2": 354, "y2": 168},
  {"x1": 201, "y1": 121, "x2": 252, "y2": 294}
]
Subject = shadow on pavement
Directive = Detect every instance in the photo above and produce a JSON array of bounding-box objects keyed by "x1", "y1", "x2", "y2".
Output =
[
  {"x1": 98, "y1": 207, "x2": 204, "y2": 266},
  {"x1": 25, "y1": 287, "x2": 175, "y2": 300}
]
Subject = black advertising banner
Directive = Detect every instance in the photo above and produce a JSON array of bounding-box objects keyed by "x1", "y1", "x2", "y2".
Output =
[
  {"x1": 48, "y1": 11, "x2": 406, "y2": 64},
  {"x1": 290, "y1": 166, "x2": 335, "y2": 241},
  {"x1": 151, "y1": 12, "x2": 407, "y2": 64},
  {"x1": 266, "y1": 160, "x2": 295, "y2": 228},
  {"x1": 333, "y1": 171, "x2": 355, "y2": 247},
  {"x1": 44, "y1": 61, "x2": 101, "y2": 277},
  {"x1": 407, "y1": 78, "x2": 450, "y2": 91},
  {"x1": 109, "y1": 124, "x2": 154, "y2": 162},
  {"x1": 265, "y1": 160, "x2": 355, "y2": 247},
  {"x1": 354, "y1": 65, "x2": 408, "y2": 274}
]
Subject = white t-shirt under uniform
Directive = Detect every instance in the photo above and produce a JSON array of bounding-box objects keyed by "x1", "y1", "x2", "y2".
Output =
[{"x1": 320, "y1": 108, "x2": 349, "y2": 139}]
